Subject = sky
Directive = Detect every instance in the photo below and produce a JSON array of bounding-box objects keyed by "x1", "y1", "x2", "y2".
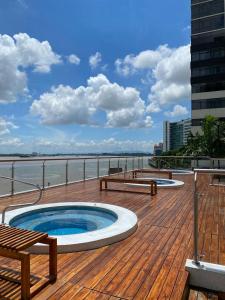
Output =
[{"x1": 0, "y1": 0, "x2": 191, "y2": 154}]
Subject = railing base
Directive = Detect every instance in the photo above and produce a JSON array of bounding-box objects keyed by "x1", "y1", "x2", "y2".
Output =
[{"x1": 185, "y1": 259, "x2": 225, "y2": 293}]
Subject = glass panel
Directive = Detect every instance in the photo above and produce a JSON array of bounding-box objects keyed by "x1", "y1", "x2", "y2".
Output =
[
  {"x1": 68, "y1": 160, "x2": 83, "y2": 182},
  {"x1": 14, "y1": 161, "x2": 42, "y2": 193},
  {"x1": 126, "y1": 158, "x2": 133, "y2": 171},
  {"x1": 0, "y1": 163, "x2": 12, "y2": 196},
  {"x1": 192, "y1": 0, "x2": 224, "y2": 19},
  {"x1": 45, "y1": 161, "x2": 66, "y2": 187},
  {"x1": 192, "y1": 64, "x2": 225, "y2": 77},
  {"x1": 192, "y1": 15, "x2": 224, "y2": 34},
  {"x1": 192, "y1": 81, "x2": 225, "y2": 93},
  {"x1": 85, "y1": 159, "x2": 97, "y2": 179},
  {"x1": 99, "y1": 159, "x2": 109, "y2": 177}
]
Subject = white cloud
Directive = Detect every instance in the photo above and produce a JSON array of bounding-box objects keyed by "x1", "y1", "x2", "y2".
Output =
[
  {"x1": 0, "y1": 33, "x2": 61, "y2": 103},
  {"x1": 89, "y1": 52, "x2": 102, "y2": 69},
  {"x1": 0, "y1": 118, "x2": 18, "y2": 135},
  {"x1": 0, "y1": 137, "x2": 23, "y2": 147},
  {"x1": 14, "y1": 33, "x2": 61, "y2": 73},
  {"x1": 164, "y1": 105, "x2": 189, "y2": 118},
  {"x1": 147, "y1": 45, "x2": 191, "y2": 111},
  {"x1": 115, "y1": 45, "x2": 172, "y2": 76},
  {"x1": 30, "y1": 74, "x2": 152, "y2": 128},
  {"x1": 147, "y1": 102, "x2": 161, "y2": 113},
  {"x1": 34, "y1": 137, "x2": 155, "y2": 153},
  {"x1": 31, "y1": 84, "x2": 96, "y2": 125},
  {"x1": 68, "y1": 54, "x2": 80, "y2": 65},
  {"x1": 115, "y1": 44, "x2": 191, "y2": 111}
]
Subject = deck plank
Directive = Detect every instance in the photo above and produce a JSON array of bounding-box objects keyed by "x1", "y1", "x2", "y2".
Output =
[{"x1": 0, "y1": 173, "x2": 224, "y2": 299}]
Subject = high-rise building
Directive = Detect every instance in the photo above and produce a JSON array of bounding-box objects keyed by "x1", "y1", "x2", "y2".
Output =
[
  {"x1": 163, "y1": 119, "x2": 191, "y2": 152},
  {"x1": 191, "y1": 0, "x2": 225, "y2": 134},
  {"x1": 153, "y1": 143, "x2": 163, "y2": 156}
]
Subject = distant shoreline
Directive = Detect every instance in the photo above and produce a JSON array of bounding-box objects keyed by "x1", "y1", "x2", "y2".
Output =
[{"x1": 0, "y1": 152, "x2": 152, "y2": 158}]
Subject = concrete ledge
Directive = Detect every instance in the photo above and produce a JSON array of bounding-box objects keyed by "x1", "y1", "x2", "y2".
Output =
[{"x1": 185, "y1": 259, "x2": 225, "y2": 292}]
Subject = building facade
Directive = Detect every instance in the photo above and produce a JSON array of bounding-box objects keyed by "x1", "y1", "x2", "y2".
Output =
[
  {"x1": 163, "y1": 119, "x2": 191, "y2": 152},
  {"x1": 191, "y1": 0, "x2": 225, "y2": 134},
  {"x1": 153, "y1": 143, "x2": 163, "y2": 156}
]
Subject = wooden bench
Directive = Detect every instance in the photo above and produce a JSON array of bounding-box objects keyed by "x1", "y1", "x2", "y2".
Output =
[
  {"x1": 108, "y1": 167, "x2": 123, "y2": 175},
  {"x1": 132, "y1": 168, "x2": 172, "y2": 179},
  {"x1": 0, "y1": 224, "x2": 57, "y2": 300},
  {"x1": 100, "y1": 177, "x2": 157, "y2": 196}
]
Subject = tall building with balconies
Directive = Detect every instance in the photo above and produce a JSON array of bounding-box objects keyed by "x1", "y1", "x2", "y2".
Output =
[
  {"x1": 163, "y1": 119, "x2": 191, "y2": 152},
  {"x1": 191, "y1": 0, "x2": 225, "y2": 134}
]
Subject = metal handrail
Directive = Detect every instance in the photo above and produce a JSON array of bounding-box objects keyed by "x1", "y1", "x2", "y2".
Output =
[
  {"x1": 193, "y1": 168, "x2": 225, "y2": 266},
  {"x1": 0, "y1": 155, "x2": 146, "y2": 163},
  {"x1": 0, "y1": 176, "x2": 43, "y2": 224}
]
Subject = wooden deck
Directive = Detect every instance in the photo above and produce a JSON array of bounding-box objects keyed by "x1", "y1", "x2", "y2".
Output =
[{"x1": 0, "y1": 173, "x2": 224, "y2": 299}]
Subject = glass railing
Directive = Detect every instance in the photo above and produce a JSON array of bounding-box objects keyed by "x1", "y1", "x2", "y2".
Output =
[
  {"x1": 1, "y1": 155, "x2": 222, "y2": 197},
  {"x1": 0, "y1": 156, "x2": 149, "y2": 197}
]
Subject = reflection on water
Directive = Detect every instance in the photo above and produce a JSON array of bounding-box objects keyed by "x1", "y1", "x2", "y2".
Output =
[{"x1": 0, "y1": 157, "x2": 150, "y2": 196}]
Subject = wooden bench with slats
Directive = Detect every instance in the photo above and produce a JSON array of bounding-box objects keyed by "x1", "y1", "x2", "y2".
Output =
[
  {"x1": 0, "y1": 224, "x2": 57, "y2": 300},
  {"x1": 100, "y1": 177, "x2": 157, "y2": 196},
  {"x1": 132, "y1": 168, "x2": 173, "y2": 179}
]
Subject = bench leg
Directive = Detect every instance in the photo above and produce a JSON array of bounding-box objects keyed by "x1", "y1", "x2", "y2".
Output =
[
  {"x1": 150, "y1": 184, "x2": 153, "y2": 196},
  {"x1": 155, "y1": 184, "x2": 157, "y2": 195},
  {"x1": 100, "y1": 180, "x2": 102, "y2": 191},
  {"x1": 21, "y1": 252, "x2": 30, "y2": 300},
  {"x1": 46, "y1": 237, "x2": 57, "y2": 282},
  {"x1": 49, "y1": 238, "x2": 57, "y2": 282}
]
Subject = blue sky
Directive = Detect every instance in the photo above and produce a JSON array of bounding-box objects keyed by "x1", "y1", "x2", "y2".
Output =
[{"x1": 0, "y1": 0, "x2": 191, "y2": 153}]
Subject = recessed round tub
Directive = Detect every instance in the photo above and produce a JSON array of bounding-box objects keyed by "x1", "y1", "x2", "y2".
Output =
[
  {"x1": 161, "y1": 169, "x2": 194, "y2": 175},
  {"x1": 5, "y1": 202, "x2": 138, "y2": 253},
  {"x1": 127, "y1": 178, "x2": 184, "y2": 188}
]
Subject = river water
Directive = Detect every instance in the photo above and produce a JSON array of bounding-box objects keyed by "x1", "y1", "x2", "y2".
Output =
[{"x1": 0, "y1": 156, "x2": 150, "y2": 196}]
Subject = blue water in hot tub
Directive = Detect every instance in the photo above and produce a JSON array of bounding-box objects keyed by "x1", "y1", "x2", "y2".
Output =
[{"x1": 10, "y1": 206, "x2": 118, "y2": 235}]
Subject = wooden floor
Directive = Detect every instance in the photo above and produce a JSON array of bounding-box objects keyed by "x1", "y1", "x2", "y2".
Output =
[{"x1": 0, "y1": 173, "x2": 224, "y2": 300}]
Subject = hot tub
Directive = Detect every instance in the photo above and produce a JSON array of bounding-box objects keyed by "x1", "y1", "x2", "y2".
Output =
[
  {"x1": 127, "y1": 178, "x2": 184, "y2": 188},
  {"x1": 5, "y1": 202, "x2": 138, "y2": 253},
  {"x1": 161, "y1": 169, "x2": 194, "y2": 175}
]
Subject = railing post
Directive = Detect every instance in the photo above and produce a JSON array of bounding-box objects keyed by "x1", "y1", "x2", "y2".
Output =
[
  {"x1": 97, "y1": 158, "x2": 100, "y2": 178},
  {"x1": 196, "y1": 158, "x2": 199, "y2": 168},
  {"x1": 193, "y1": 171, "x2": 200, "y2": 265},
  {"x1": 42, "y1": 161, "x2": 45, "y2": 189},
  {"x1": 218, "y1": 159, "x2": 221, "y2": 169},
  {"x1": 83, "y1": 159, "x2": 86, "y2": 181},
  {"x1": 132, "y1": 158, "x2": 135, "y2": 170},
  {"x1": 11, "y1": 162, "x2": 15, "y2": 196},
  {"x1": 65, "y1": 160, "x2": 69, "y2": 185},
  {"x1": 142, "y1": 157, "x2": 144, "y2": 168},
  {"x1": 117, "y1": 159, "x2": 120, "y2": 173},
  {"x1": 108, "y1": 159, "x2": 111, "y2": 176}
]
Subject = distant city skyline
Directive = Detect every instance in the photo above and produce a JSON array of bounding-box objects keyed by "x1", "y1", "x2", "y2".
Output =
[{"x1": 0, "y1": 0, "x2": 190, "y2": 153}]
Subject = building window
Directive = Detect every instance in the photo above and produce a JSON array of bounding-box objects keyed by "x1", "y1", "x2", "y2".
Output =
[
  {"x1": 192, "y1": 81, "x2": 225, "y2": 93},
  {"x1": 192, "y1": 0, "x2": 224, "y2": 19},
  {"x1": 192, "y1": 98, "x2": 225, "y2": 110},
  {"x1": 192, "y1": 64, "x2": 225, "y2": 77},
  {"x1": 191, "y1": 47, "x2": 225, "y2": 61},
  {"x1": 192, "y1": 117, "x2": 225, "y2": 126},
  {"x1": 192, "y1": 0, "x2": 212, "y2": 4},
  {"x1": 192, "y1": 15, "x2": 224, "y2": 34},
  {"x1": 192, "y1": 119, "x2": 203, "y2": 126}
]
